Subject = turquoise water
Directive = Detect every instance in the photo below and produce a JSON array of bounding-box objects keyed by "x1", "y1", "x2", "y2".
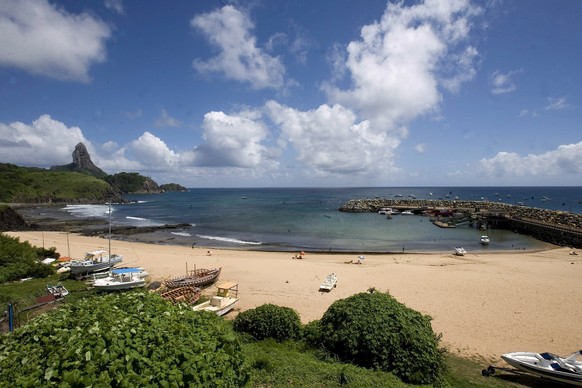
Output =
[{"x1": 63, "y1": 187, "x2": 582, "y2": 252}]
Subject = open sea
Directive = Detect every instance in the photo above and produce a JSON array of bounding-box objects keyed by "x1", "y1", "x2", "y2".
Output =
[{"x1": 62, "y1": 187, "x2": 582, "y2": 253}]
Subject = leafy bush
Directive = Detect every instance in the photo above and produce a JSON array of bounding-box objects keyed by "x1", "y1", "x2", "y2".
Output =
[
  {"x1": 0, "y1": 234, "x2": 55, "y2": 283},
  {"x1": 233, "y1": 303, "x2": 302, "y2": 341},
  {"x1": 0, "y1": 291, "x2": 249, "y2": 386},
  {"x1": 317, "y1": 290, "x2": 447, "y2": 386}
]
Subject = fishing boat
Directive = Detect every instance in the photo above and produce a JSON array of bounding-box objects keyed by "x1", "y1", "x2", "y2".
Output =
[
  {"x1": 92, "y1": 267, "x2": 148, "y2": 291},
  {"x1": 193, "y1": 282, "x2": 239, "y2": 316},
  {"x1": 163, "y1": 267, "x2": 221, "y2": 289},
  {"x1": 69, "y1": 202, "x2": 122, "y2": 278},
  {"x1": 483, "y1": 351, "x2": 582, "y2": 386},
  {"x1": 480, "y1": 235, "x2": 490, "y2": 245},
  {"x1": 160, "y1": 285, "x2": 202, "y2": 305},
  {"x1": 69, "y1": 249, "x2": 123, "y2": 277},
  {"x1": 319, "y1": 273, "x2": 338, "y2": 292}
]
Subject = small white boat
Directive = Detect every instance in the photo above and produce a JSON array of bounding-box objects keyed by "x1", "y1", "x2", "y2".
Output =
[
  {"x1": 319, "y1": 273, "x2": 338, "y2": 292},
  {"x1": 483, "y1": 351, "x2": 582, "y2": 386},
  {"x1": 193, "y1": 282, "x2": 239, "y2": 316},
  {"x1": 401, "y1": 210, "x2": 414, "y2": 215},
  {"x1": 454, "y1": 247, "x2": 466, "y2": 256},
  {"x1": 46, "y1": 283, "x2": 69, "y2": 298},
  {"x1": 92, "y1": 267, "x2": 148, "y2": 291},
  {"x1": 480, "y1": 235, "x2": 490, "y2": 245}
]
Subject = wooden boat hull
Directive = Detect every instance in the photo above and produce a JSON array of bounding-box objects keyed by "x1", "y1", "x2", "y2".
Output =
[
  {"x1": 160, "y1": 286, "x2": 202, "y2": 305},
  {"x1": 163, "y1": 268, "x2": 221, "y2": 289}
]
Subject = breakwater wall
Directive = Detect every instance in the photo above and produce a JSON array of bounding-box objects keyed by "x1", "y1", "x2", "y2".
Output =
[{"x1": 339, "y1": 199, "x2": 582, "y2": 248}]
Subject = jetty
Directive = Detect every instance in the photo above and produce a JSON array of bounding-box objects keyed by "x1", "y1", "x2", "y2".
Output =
[{"x1": 339, "y1": 199, "x2": 582, "y2": 248}]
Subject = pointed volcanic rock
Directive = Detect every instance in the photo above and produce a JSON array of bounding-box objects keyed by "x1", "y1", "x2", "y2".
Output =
[{"x1": 51, "y1": 142, "x2": 108, "y2": 178}]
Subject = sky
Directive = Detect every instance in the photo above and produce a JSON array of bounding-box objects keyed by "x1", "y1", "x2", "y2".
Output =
[{"x1": 1, "y1": 0, "x2": 581, "y2": 188}]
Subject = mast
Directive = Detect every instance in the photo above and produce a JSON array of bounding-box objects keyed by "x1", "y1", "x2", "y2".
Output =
[{"x1": 108, "y1": 201, "x2": 112, "y2": 255}]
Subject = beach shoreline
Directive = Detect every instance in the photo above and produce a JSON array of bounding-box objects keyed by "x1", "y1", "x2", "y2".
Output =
[{"x1": 6, "y1": 230, "x2": 582, "y2": 363}]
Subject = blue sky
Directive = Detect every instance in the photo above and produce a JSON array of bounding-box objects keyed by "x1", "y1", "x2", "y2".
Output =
[{"x1": 1, "y1": 0, "x2": 581, "y2": 187}]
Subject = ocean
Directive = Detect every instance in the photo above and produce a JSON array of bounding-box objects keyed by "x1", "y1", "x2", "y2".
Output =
[{"x1": 62, "y1": 187, "x2": 582, "y2": 253}]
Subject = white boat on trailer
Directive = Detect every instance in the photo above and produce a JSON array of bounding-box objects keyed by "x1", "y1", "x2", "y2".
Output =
[{"x1": 483, "y1": 350, "x2": 582, "y2": 386}]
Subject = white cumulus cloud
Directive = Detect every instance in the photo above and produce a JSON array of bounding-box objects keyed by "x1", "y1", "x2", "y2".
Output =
[
  {"x1": 189, "y1": 110, "x2": 269, "y2": 168},
  {"x1": 0, "y1": 0, "x2": 112, "y2": 82},
  {"x1": 326, "y1": 0, "x2": 479, "y2": 129},
  {"x1": 0, "y1": 115, "x2": 90, "y2": 166},
  {"x1": 478, "y1": 142, "x2": 582, "y2": 177},
  {"x1": 191, "y1": 5, "x2": 285, "y2": 90},
  {"x1": 265, "y1": 101, "x2": 399, "y2": 176}
]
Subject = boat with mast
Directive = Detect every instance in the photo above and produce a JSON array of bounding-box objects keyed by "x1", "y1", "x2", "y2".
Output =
[{"x1": 69, "y1": 202, "x2": 122, "y2": 278}]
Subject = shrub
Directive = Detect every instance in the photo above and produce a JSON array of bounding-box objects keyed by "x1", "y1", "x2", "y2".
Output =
[
  {"x1": 0, "y1": 234, "x2": 55, "y2": 283},
  {"x1": 0, "y1": 291, "x2": 249, "y2": 386},
  {"x1": 233, "y1": 303, "x2": 302, "y2": 341},
  {"x1": 317, "y1": 290, "x2": 447, "y2": 386}
]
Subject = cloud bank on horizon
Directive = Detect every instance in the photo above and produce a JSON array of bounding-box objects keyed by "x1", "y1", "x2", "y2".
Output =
[{"x1": 0, "y1": 0, "x2": 580, "y2": 187}]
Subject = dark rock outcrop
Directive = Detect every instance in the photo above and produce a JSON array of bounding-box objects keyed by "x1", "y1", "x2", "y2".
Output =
[
  {"x1": 0, "y1": 206, "x2": 28, "y2": 231},
  {"x1": 50, "y1": 142, "x2": 108, "y2": 178}
]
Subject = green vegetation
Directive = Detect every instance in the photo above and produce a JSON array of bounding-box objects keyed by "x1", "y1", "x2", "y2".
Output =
[
  {"x1": 233, "y1": 303, "x2": 302, "y2": 341},
  {"x1": 160, "y1": 183, "x2": 187, "y2": 192},
  {"x1": 0, "y1": 234, "x2": 56, "y2": 283},
  {"x1": 242, "y1": 338, "x2": 411, "y2": 387},
  {"x1": 105, "y1": 172, "x2": 149, "y2": 194},
  {"x1": 0, "y1": 291, "x2": 249, "y2": 387},
  {"x1": 312, "y1": 290, "x2": 447, "y2": 386},
  {"x1": 0, "y1": 163, "x2": 113, "y2": 203}
]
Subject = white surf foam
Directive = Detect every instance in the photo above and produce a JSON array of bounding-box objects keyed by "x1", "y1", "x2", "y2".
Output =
[
  {"x1": 171, "y1": 232, "x2": 192, "y2": 237},
  {"x1": 196, "y1": 234, "x2": 262, "y2": 245}
]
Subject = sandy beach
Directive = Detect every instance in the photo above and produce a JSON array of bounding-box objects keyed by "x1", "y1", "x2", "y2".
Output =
[{"x1": 6, "y1": 230, "x2": 582, "y2": 362}]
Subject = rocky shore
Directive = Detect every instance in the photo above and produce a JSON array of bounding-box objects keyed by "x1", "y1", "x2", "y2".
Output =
[{"x1": 0, "y1": 204, "x2": 190, "y2": 240}]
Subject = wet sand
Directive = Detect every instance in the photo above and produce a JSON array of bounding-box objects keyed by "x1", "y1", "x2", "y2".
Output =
[{"x1": 6, "y1": 230, "x2": 582, "y2": 362}]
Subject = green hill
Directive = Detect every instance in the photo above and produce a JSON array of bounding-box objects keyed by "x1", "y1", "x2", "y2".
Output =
[{"x1": 0, "y1": 163, "x2": 115, "y2": 203}]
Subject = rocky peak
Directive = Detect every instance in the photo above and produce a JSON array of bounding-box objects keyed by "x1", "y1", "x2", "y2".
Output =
[
  {"x1": 72, "y1": 143, "x2": 96, "y2": 169},
  {"x1": 51, "y1": 142, "x2": 107, "y2": 178}
]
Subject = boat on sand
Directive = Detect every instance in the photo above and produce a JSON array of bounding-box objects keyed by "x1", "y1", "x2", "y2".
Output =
[
  {"x1": 193, "y1": 282, "x2": 239, "y2": 316},
  {"x1": 454, "y1": 247, "x2": 467, "y2": 256},
  {"x1": 160, "y1": 286, "x2": 202, "y2": 305},
  {"x1": 319, "y1": 273, "x2": 338, "y2": 292},
  {"x1": 163, "y1": 267, "x2": 221, "y2": 289},
  {"x1": 92, "y1": 267, "x2": 148, "y2": 291}
]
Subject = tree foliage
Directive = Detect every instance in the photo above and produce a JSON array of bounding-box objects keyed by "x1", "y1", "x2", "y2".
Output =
[
  {"x1": 233, "y1": 303, "x2": 302, "y2": 342},
  {"x1": 0, "y1": 291, "x2": 249, "y2": 386},
  {"x1": 105, "y1": 172, "x2": 148, "y2": 194},
  {"x1": 315, "y1": 290, "x2": 447, "y2": 386},
  {"x1": 0, "y1": 234, "x2": 55, "y2": 284}
]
